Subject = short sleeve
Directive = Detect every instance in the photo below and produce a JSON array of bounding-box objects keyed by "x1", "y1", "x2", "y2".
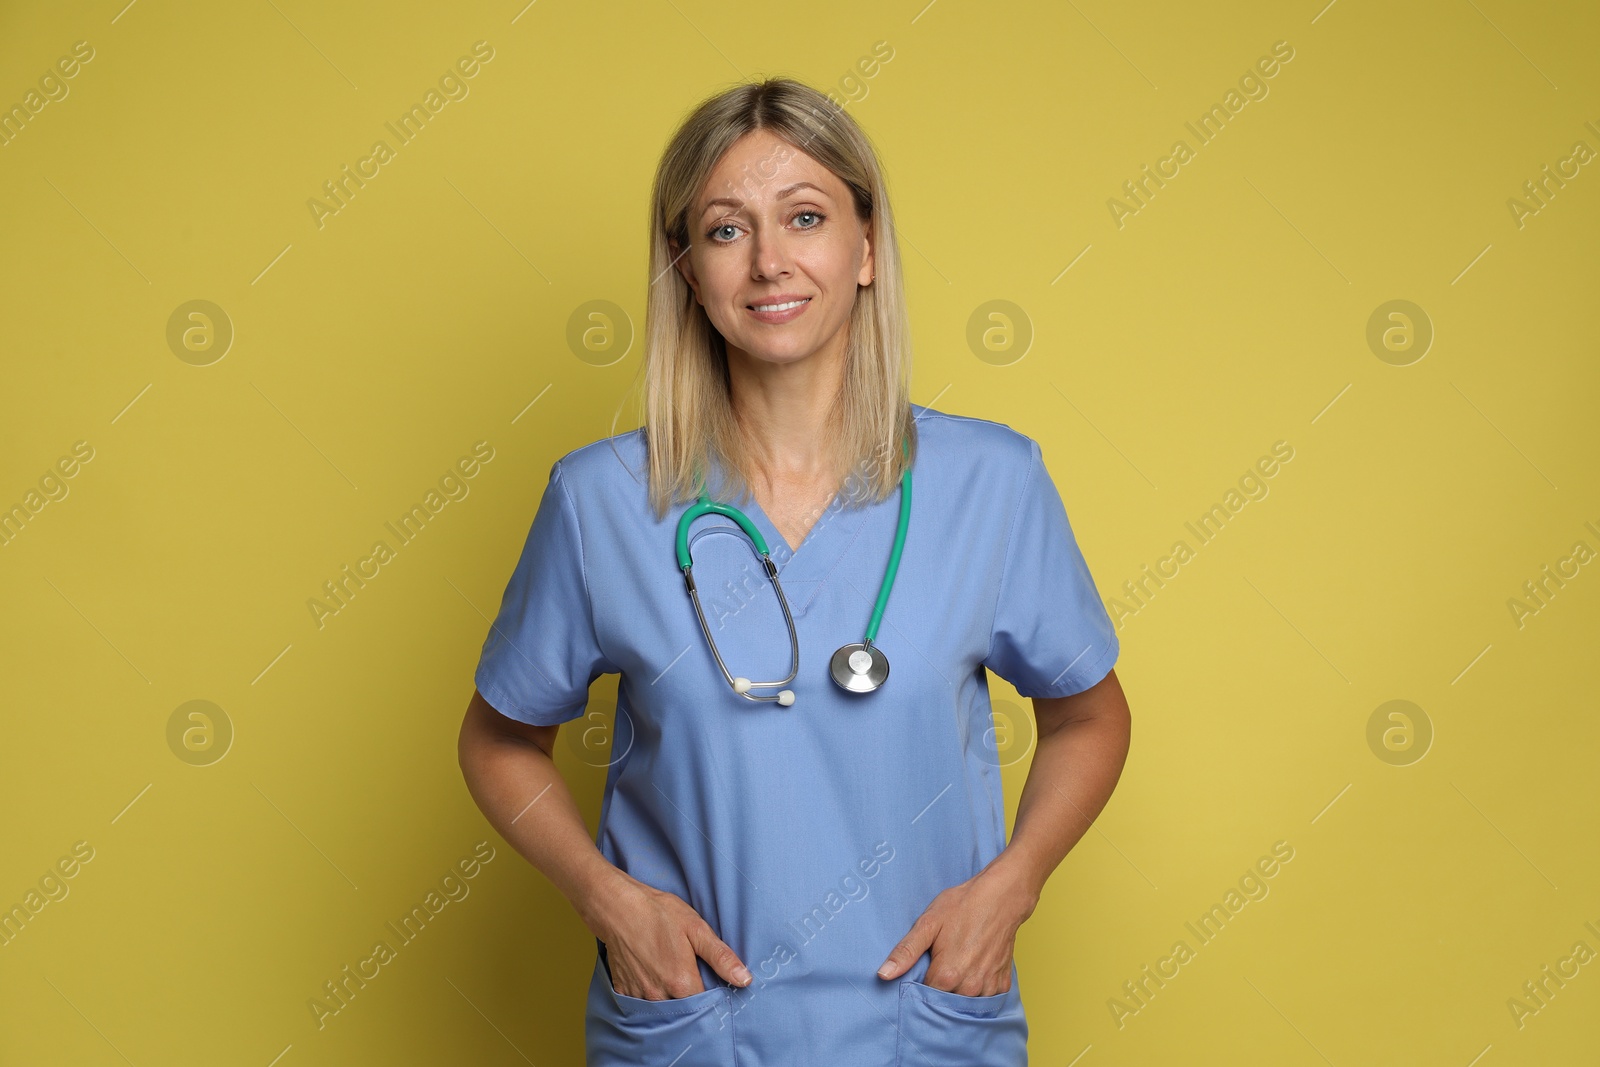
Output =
[
  {"x1": 474, "y1": 460, "x2": 612, "y2": 725},
  {"x1": 982, "y1": 439, "x2": 1119, "y2": 698}
]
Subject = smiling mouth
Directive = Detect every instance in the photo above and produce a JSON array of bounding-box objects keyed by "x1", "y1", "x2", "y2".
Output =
[{"x1": 748, "y1": 297, "x2": 811, "y2": 312}]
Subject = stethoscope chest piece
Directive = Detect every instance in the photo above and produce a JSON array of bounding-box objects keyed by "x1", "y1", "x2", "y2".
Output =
[{"x1": 829, "y1": 641, "x2": 889, "y2": 693}]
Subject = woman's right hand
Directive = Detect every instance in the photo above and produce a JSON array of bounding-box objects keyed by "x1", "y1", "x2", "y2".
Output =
[{"x1": 587, "y1": 873, "x2": 753, "y2": 999}]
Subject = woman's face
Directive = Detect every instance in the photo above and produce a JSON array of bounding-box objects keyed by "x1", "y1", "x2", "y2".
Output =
[{"x1": 673, "y1": 129, "x2": 874, "y2": 370}]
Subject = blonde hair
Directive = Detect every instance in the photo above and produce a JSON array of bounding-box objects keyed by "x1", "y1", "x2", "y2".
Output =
[{"x1": 631, "y1": 76, "x2": 917, "y2": 521}]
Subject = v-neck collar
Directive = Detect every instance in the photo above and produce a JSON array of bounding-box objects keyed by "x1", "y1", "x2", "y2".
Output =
[
  {"x1": 702, "y1": 452, "x2": 873, "y2": 610},
  {"x1": 697, "y1": 408, "x2": 926, "y2": 616}
]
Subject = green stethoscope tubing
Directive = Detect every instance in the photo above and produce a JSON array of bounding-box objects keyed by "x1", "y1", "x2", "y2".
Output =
[
  {"x1": 676, "y1": 437, "x2": 912, "y2": 697},
  {"x1": 865, "y1": 436, "x2": 913, "y2": 645}
]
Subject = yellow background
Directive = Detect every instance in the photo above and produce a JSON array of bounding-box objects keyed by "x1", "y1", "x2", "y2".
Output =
[{"x1": 2, "y1": 0, "x2": 1597, "y2": 1064}]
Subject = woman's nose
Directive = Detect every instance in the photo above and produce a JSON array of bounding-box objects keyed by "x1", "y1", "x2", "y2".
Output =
[{"x1": 750, "y1": 224, "x2": 793, "y2": 278}]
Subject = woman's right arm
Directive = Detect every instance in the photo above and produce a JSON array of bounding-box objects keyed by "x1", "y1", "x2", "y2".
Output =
[{"x1": 456, "y1": 688, "x2": 753, "y2": 998}]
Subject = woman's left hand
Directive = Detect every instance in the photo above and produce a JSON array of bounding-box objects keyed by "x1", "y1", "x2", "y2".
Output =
[{"x1": 875, "y1": 861, "x2": 1041, "y2": 996}]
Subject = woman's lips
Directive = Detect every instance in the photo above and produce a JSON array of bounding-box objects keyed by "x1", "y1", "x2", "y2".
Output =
[{"x1": 745, "y1": 296, "x2": 812, "y2": 324}]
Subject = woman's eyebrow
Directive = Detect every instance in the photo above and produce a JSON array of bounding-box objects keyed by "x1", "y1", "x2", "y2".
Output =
[{"x1": 700, "y1": 181, "x2": 831, "y2": 216}]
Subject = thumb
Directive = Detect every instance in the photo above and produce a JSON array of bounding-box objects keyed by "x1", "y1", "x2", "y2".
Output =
[
  {"x1": 690, "y1": 924, "x2": 754, "y2": 988},
  {"x1": 878, "y1": 912, "x2": 937, "y2": 980}
]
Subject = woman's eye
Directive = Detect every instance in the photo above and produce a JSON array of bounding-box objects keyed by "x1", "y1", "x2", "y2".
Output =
[{"x1": 705, "y1": 212, "x2": 822, "y2": 242}]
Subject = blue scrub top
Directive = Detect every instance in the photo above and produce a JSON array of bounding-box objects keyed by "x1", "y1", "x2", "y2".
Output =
[{"x1": 474, "y1": 404, "x2": 1119, "y2": 1067}]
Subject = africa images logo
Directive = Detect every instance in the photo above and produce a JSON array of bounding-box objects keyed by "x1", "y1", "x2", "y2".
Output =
[
  {"x1": 306, "y1": 441, "x2": 495, "y2": 629},
  {"x1": 307, "y1": 842, "x2": 496, "y2": 1029}
]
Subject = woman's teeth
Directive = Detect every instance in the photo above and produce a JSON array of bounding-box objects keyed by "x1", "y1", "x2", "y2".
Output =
[{"x1": 751, "y1": 298, "x2": 809, "y2": 311}]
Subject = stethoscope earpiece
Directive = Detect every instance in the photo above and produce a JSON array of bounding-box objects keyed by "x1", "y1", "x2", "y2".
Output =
[{"x1": 733, "y1": 676, "x2": 794, "y2": 705}]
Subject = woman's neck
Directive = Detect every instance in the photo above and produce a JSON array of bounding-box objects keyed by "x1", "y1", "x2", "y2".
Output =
[{"x1": 726, "y1": 342, "x2": 847, "y2": 483}]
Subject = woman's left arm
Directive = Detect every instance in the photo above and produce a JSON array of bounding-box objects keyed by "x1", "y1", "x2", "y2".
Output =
[{"x1": 876, "y1": 668, "x2": 1132, "y2": 995}]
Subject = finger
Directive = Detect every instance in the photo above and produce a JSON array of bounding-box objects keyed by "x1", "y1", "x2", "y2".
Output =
[
  {"x1": 606, "y1": 952, "x2": 651, "y2": 999},
  {"x1": 923, "y1": 952, "x2": 991, "y2": 997},
  {"x1": 622, "y1": 958, "x2": 699, "y2": 1000},
  {"x1": 689, "y1": 923, "x2": 753, "y2": 987},
  {"x1": 610, "y1": 941, "x2": 698, "y2": 1001},
  {"x1": 877, "y1": 911, "x2": 938, "y2": 980}
]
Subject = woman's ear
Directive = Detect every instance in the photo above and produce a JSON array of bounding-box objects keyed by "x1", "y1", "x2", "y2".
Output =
[
  {"x1": 668, "y1": 236, "x2": 702, "y2": 304},
  {"x1": 858, "y1": 219, "x2": 875, "y2": 286}
]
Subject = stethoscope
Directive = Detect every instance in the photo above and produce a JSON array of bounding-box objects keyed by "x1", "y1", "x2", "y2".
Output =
[{"x1": 674, "y1": 440, "x2": 911, "y2": 705}]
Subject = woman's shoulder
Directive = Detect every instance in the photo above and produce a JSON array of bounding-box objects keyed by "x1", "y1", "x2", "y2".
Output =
[
  {"x1": 912, "y1": 404, "x2": 1037, "y2": 474},
  {"x1": 548, "y1": 428, "x2": 650, "y2": 491}
]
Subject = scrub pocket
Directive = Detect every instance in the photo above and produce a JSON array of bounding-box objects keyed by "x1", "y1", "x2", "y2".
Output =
[
  {"x1": 587, "y1": 945, "x2": 736, "y2": 1067},
  {"x1": 895, "y1": 979, "x2": 1028, "y2": 1067}
]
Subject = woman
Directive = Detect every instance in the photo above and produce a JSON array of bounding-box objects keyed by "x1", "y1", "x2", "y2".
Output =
[{"x1": 458, "y1": 77, "x2": 1131, "y2": 1066}]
